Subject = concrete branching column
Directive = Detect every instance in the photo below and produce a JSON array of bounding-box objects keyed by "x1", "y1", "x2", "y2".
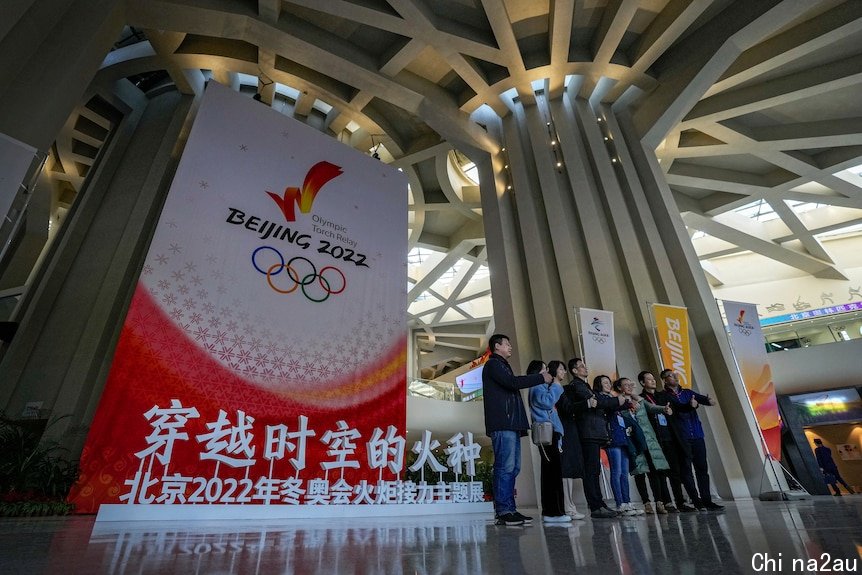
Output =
[{"x1": 477, "y1": 82, "x2": 769, "y2": 499}]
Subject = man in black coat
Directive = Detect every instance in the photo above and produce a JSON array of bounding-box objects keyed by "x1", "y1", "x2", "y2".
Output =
[
  {"x1": 559, "y1": 358, "x2": 629, "y2": 518},
  {"x1": 654, "y1": 369, "x2": 722, "y2": 511},
  {"x1": 482, "y1": 333, "x2": 552, "y2": 526},
  {"x1": 814, "y1": 438, "x2": 855, "y2": 495},
  {"x1": 639, "y1": 370, "x2": 697, "y2": 512}
]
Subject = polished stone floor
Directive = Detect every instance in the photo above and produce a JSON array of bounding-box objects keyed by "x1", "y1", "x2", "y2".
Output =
[{"x1": 1, "y1": 497, "x2": 860, "y2": 574}]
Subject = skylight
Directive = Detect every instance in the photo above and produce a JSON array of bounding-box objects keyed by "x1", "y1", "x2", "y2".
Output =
[
  {"x1": 415, "y1": 290, "x2": 431, "y2": 302},
  {"x1": 815, "y1": 222, "x2": 862, "y2": 239},
  {"x1": 408, "y1": 247, "x2": 434, "y2": 265},
  {"x1": 471, "y1": 265, "x2": 490, "y2": 282},
  {"x1": 462, "y1": 162, "x2": 479, "y2": 184},
  {"x1": 436, "y1": 262, "x2": 463, "y2": 283},
  {"x1": 733, "y1": 199, "x2": 824, "y2": 222}
]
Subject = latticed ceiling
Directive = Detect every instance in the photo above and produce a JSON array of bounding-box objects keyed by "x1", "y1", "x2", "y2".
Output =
[{"x1": 45, "y1": 0, "x2": 862, "y2": 376}]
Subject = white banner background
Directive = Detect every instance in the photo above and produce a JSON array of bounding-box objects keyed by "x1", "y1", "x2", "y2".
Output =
[
  {"x1": 142, "y1": 81, "x2": 407, "y2": 402},
  {"x1": 579, "y1": 307, "x2": 616, "y2": 381}
]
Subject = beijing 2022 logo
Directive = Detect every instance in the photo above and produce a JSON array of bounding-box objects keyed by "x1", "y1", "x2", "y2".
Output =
[
  {"x1": 267, "y1": 161, "x2": 342, "y2": 222},
  {"x1": 248, "y1": 160, "x2": 353, "y2": 302},
  {"x1": 590, "y1": 317, "x2": 607, "y2": 344},
  {"x1": 252, "y1": 246, "x2": 345, "y2": 303}
]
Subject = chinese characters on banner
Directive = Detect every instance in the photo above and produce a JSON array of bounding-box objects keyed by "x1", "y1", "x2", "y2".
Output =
[
  {"x1": 68, "y1": 82, "x2": 408, "y2": 512},
  {"x1": 119, "y1": 400, "x2": 484, "y2": 506},
  {"x1": 760, "y1": 301, "x2": 862, "y2": 327}
]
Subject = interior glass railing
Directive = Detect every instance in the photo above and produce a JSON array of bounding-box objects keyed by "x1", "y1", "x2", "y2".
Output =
[
  {"x1": 762, "y1": 308, "x2": 862, "y2": 353},
  {"x1": 407, "y1": 378, "x2": 483, "y2": 402}
]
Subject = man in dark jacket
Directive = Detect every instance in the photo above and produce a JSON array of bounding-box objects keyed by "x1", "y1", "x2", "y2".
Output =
[
  {"x1": 639, "y1": 370, "x2": 696, "y2": 512},
  {"x1": 655, "y1": 369, "x2": 723, "y2": 511},
  {"x1": 559, "y1": 358, "x2": 628, "y2": 518},
  {"x1": 482, "y1": 333, "x2": 552, "y2": 526},
  {"x1": 814, "y1": 438, "x2": 855, "y2": 495}
]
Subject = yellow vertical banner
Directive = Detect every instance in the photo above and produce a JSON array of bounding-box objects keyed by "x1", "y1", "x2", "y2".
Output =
[{"x1": 652, "y1": 304, "x2": 692, "y2": 388}]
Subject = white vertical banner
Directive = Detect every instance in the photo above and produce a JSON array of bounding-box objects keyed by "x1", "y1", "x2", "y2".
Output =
[
  {"x1": 721, "y1": 300, "x2": 782, "y2": 460},
  {"x1": 579, "y1": 308, "x2": 616, "y2": 380}
]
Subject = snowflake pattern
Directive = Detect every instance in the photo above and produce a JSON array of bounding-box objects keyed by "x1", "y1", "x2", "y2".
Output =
[{"x1": 139, "y1": 251, "x2": 400, "y2": 390}]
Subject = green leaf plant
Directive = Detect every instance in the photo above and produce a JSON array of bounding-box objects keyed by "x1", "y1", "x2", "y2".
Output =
[{"x1": 0, "y1": 415, "x2": 78, "y2": 516}]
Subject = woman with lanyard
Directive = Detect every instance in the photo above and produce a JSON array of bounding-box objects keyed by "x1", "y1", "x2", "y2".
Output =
[{"x1": 618, "y1": 376, "x2": 672, "y2": 514}]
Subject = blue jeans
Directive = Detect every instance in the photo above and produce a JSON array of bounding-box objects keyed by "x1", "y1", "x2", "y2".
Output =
[
  {"x1": 606, "y1": 446, "x2": 630, "y2": 507},
  {"x1": 491, "y1": 430, "x2": 521, "y2": 515}
]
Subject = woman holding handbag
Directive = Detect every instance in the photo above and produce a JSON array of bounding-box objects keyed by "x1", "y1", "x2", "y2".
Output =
[{"x1": 528, "y1": 360, "x2": 571, "y2": 523}]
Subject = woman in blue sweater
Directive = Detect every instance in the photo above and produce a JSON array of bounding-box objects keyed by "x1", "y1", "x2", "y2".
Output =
[{"x1": 528, "y1": 360, "x2": 571, "y2": 523}]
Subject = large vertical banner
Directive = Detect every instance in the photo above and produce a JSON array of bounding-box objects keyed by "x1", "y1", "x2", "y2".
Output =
[
  {"x1": 69, "y1": 82, "x2": 408, "y2": 513},
  {"x1": 722, "y1": 301, "x2": 781, "y2": 459},
  {"x1": 579, "y1": 308, "x2": 616, "y2": 380},
  {"x1": 652, "y1": 304, "x2": 692, "y2": 387}
]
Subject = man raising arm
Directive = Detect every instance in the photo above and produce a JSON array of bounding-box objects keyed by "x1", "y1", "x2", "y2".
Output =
[{"x1": 482, "y1": 333, "x2": 553, "y2": 526}]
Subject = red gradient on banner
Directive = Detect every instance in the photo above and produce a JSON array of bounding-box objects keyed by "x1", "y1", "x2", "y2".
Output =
[
  {"x1": 751, "y1": 384, "x2": 782, "y2": 459},
  {"x1": 68, "y1": 285, "x2": 406, "y2": 513}
]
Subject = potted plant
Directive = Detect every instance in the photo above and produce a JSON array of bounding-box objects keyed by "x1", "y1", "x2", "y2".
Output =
[{"x1": 0, "y1": 415, "x2": 79, "y2": 516}]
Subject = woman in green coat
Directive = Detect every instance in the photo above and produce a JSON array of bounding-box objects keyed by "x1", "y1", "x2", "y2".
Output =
[{"x1": 616, "y1": 377, "x2": 672, "y2": 514}]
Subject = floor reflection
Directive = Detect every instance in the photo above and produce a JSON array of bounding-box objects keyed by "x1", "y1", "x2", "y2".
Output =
[{"x1": 0, "y1": 498, "x2": 860, "y2": 574}]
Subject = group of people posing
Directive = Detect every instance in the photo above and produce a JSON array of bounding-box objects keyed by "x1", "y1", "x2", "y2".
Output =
[{"x1": 482, "y1": 333, "x2": 724, "y2": 527}]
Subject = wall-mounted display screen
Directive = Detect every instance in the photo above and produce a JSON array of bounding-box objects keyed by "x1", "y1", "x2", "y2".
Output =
[{"x1": 788, "y1": 387, "x2": 862, "y2": 427}]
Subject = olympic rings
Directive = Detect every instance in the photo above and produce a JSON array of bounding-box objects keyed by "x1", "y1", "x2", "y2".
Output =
[{"x1": 252, "y1": 247, "x2": 346, "y2": 302}]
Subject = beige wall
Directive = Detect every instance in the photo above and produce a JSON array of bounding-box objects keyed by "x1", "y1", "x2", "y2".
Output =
[{"x1": 768, "y1": 338, "x2": 862, "y2": 395}]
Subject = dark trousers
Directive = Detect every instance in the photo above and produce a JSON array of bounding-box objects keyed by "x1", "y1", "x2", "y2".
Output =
[
  {"x1": 539, "y1": 432, "x2": 566, "y2": 516},
  {"x1": 825, "y1": 468, "x2": 853, "y2": 494},
  {"x1": 634, "y1": 451, "x2": 670, "y2": 504},
  {"x1": 581, "y1": 440, "x2": 605, "y2": 511},
  {"x1": 661, "y1": 438, "x2": 699, "y2": 506},
  {"x1": 688, "y1": 437, "x2": 712, "y2": 505}
]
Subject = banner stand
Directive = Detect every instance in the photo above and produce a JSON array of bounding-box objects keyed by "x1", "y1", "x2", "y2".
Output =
[
  {"x1": 645, "y1": 301, "x2": 662, "y2": 369},
  {"x1": 715, "y1": 299, "x2": 808, "y2": 502},
  {"x1": 571, "y1": 306, "x2": 584, "y2": 360}
]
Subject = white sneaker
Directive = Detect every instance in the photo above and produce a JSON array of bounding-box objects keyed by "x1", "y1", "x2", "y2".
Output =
[
  {"x1": 568, "y1": 511, "x2": 586, "y2": 520},
  {"x1": 619, "y1": 503, "x2": 638, "y2": 516},
  {"x1": 629, "y1": 504, "x2": 645, "y2": 515},
  {"x1": 543, "y1": 515, "x2": 572, "y2": 523}
]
